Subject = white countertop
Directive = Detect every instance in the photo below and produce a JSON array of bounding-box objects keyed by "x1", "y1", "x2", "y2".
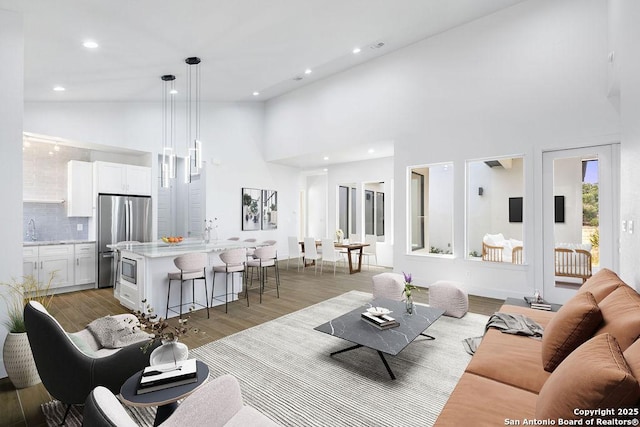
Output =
[
  {"x1": 108, "y1": 239, "x2": 256, "y2": 258},
  {"x1": 23, "y1": 240, "x2": 96, "y2": 246}
]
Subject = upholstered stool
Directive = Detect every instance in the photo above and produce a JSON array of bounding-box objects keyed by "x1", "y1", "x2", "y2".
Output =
[
  {"x1": 372, "y1": 272, "x2": 405, "y2": 301},
  {"x1": 429, "y1": 280, "x2": 468, "y2": 318}
]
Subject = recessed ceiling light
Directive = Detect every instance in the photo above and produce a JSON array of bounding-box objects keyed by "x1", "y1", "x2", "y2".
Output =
[
  {"x1": 352, "y1": 47, "x2": 361, "y2": 54},
  {"x1": 323, "y1": 168, "x2": 328, "y2": 172},
  {"x1": 170, "y1": 89, "x2": 178, "y2": 95},
  {"x1": 83, "y1": 40, "x2": 99, "y2": 49},
  {"x1": 53, "y1": 86, "x2": 65, "y2": 92},
  {"x1": 48, "y1": 151, "x2": 54, "y2": 156},
  {"x1": 253, "y1": 91, "x2": 260, "y2": 96},
  {"x1": 305, "y1": 69, "x2": 312, "y2": 75},
  {"x1": 368, "y1": 148, "x2": 375, "y2": 154},
  {"x1": 54, "y1": 145, "x2": 60, "y2": 152},
  {"x1": 323, "y1": 156, "x2": 329, "y2": 161}
]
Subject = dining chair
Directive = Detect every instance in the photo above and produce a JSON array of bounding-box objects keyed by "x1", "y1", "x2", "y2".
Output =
[
  {"x1": 362, "y1": 234, "x2": 378, "y2": 268},
  {"x1": 320, "y1": 238, "x2": 345, "y2": 275},
  {"x1": 303, "y1": 237, "x2": 322, "y2": 274},
  {"x1": 166, "y1": 252, "x2": 209, "y2": 319},
  {"x1": 212, "y1": 248, "x2": 248, "y2": 313},
  {"x1": 287, "y1": 236, "x2": 304, "y2": 271},
  {"x1": 246, "y1": 245, "x2": 280, "y2": 303}
]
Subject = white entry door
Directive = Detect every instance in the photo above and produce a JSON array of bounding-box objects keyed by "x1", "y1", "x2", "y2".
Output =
[{"x1": 542, "y1": 144, "x2": 619, "y2": 304}]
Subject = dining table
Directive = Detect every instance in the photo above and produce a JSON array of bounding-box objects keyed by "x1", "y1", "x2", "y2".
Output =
[{"x1": 299, "y1": 240, "x2": 370, "y2": 274}]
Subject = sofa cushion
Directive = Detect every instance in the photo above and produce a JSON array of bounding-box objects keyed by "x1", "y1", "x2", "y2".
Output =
[
  {"x1": 434, "y1": 372, "x2": 537, "y2": 426},
  {"x1": 577, "y1": 268, "x2": 625, "y2": 303},
  {"x1": 623, "y1": 339, "x2": 640, "y2": 383},
  {"x1": 536, "y1": 334, "x2": 640, "y2": 420},
  {"x1": 465, "y1": 328, "x2": 551, "y2": 393},
  {"x1": 541, "y1": 291, "x2": 602, "y2": 372},
  {"x1": 596, "y1": 285, "x2": 640, "y2": 351}
]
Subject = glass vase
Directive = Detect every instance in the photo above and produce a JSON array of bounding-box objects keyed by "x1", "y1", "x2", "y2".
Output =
[{"x1": 405, "y1": 295, "x2": 414, "y2": 314}]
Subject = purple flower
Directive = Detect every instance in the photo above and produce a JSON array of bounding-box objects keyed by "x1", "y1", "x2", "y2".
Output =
[{"x1": 403, "y1": 272, "x2": 412, "y2": 284}]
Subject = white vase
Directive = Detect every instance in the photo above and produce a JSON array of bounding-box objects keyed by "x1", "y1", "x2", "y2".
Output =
[
  {"x1": 150, "y1": 340, "x2": 189, "y2": 366},
  {"x1": 2, "y1": 332, "x2": 41, "y2": 389}
]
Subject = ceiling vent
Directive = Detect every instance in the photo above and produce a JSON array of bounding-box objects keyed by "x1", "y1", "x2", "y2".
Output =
[
  {"x1": 484, "y1": 160, "x2": 503, "y2": 168},
  {"x1": 369, "y1": 42, "x2": 385, "y2": 50},
  {"x1": 293, "y1": 76, "x2": 304, "y2": 81}
]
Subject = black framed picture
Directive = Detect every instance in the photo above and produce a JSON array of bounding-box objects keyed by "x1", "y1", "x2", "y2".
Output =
[
  {"x1": 241, "y1": 188, "x2": 261, "y2": 231},
  {"x1": 509, "y1": 197, "x2": 523, "y2": 223}
]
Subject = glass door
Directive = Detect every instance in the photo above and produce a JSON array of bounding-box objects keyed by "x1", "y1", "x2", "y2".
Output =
[{"x1": 542, "y1": 145, "x2": 619, "y2": 304}]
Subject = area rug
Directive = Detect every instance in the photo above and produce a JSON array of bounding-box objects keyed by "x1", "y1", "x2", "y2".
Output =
[{"x1": 42, "y1": 291, "x2": 488, "y2": 426}]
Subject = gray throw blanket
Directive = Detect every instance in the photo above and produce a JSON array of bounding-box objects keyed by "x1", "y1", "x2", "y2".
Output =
[
  {"x1": 462, "y1": 312, "x2": 544, "y2": 355},
  {"x1": 86, "y1": 316, "x2": 152, "y2": 349}
]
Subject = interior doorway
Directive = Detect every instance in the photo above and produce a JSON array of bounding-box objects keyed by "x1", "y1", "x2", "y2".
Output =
[{"x1": 542, "y1": 144, "x2": 619, "y2": 303}]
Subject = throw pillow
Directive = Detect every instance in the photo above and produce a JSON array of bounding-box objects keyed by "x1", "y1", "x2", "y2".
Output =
[
  {"x1": 536, "y1": 334, "x2": 639, "y2": 420},
  {"x1": 596, "y1": 285, "x2": 640, "y2": 351},
  {"x1": 66, "y1": 332, "x2": 95, "y2": 356},
  {"x1": 577, "y1": 268, "x2": 625, "y2": 303},
  {"x1": 541, "y1": 291, "x2": 602, "y2": 372}
]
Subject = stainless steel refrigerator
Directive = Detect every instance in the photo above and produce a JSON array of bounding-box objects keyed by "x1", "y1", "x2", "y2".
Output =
[{"x1": 97, "y1": 194, "x2": 152, "y2": 288}]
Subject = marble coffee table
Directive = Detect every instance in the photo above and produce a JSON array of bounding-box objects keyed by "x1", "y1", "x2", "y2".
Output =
[{"x1": 314, "y1": 297, "x2": 445, "y2": 380}]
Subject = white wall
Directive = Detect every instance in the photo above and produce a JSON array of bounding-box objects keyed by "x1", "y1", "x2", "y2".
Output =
[
  {"x1": 0, "y1": 9, "x2": 24, "y2": 378},
  {"x1": 615, "y1": 0, "x2": 640, "y2": 289},
  {"x1": 23, "y1": 101, "x2": 302, "y2": 257},
  {"x1": 427, "y1": 164, "x2": 454, "y2": 252},
  {"x1": 264, "y1": 0, "x2": 620, "y2": 298}
]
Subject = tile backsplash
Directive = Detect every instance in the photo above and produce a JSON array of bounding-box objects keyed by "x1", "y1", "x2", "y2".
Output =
[
  {"x1": 23, "y1": 203, "x2": 89, "y2": 242},
  {"x1": 23, "y1": 141, "x2": 92, "y2": 242}
]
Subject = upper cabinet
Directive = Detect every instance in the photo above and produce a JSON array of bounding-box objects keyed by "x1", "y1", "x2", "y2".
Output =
[
  {"x1": 94, "y1": 161, "x2": 151, "y2": 196},
  {"x1": 67, "y1": 160, "x2": 93, "y2": 217}
]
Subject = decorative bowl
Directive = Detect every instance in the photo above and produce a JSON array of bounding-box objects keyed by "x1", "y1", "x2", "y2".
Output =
[{"x1": 366, "y1": 307, "x2": 392, "y2": 317}]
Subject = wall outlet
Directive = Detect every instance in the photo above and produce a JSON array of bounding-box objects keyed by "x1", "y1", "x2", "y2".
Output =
[
  {"x1": 622, "y1": 220, "x2": 627, "y2": 232},
  {"x1": 77, "y1": 224, "x2": 83, "y2": 231},
  {"x1": 629, "y1": 220, "x2": 634, "y2": 234}
]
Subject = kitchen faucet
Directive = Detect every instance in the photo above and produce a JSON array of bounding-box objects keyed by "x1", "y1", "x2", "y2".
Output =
[{"x1": 27, "y1": 218, "x2": 37, "y2": 241}]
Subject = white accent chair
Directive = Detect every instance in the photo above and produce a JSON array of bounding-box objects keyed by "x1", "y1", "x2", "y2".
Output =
[
  {"x1": 320, "y1": 238, "x2": 344, "y2": 275},
  {"x1": 362, "y1": 234, "x2": 378, "y2": 268},
  {"x1": 303, "y1": 237, "x2": 322, "y2": 274},
  {"x1": 83, "y1": 374, "x2": 279, "y2": 426},
  {"x1": 287, "y1": 236, "x2": 304, "y2": 271}
]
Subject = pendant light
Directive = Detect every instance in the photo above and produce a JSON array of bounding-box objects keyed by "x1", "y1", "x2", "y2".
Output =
[
  {"x1": 185, "y1": 56, "x2": 203, "y2": 182},
  {"x1": 160, "y1": 74, "x2": 177, "y2": 188}
]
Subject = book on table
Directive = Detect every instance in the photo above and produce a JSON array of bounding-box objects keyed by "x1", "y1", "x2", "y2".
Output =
[
  {"x1": 524, "y1": 296, "x2": 552, "y2": 311},
  {"x1": 137, "y1": 358, "x2": 198, "y2": 395},
  {"x1": 361, "y1": 312, "x2": 400, "y2": 330}
]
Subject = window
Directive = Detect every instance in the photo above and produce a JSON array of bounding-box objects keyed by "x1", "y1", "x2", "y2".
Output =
[
  {"x1": 467, "y1": 156, "x2": 524, "y2": 263},
  {"x1": 408, "y1": 163, "x2": 453, "y2": 255}
]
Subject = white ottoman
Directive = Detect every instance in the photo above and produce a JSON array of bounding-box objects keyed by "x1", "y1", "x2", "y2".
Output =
[
  {"x1": 429, "y1": 280, "x2": 468, "y2": 318},
  {"x1": 372, "y1": 272, "x2": 405, "y2": 301}
]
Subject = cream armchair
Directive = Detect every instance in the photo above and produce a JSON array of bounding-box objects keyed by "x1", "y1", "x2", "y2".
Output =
[{"x1": 83, "y1": 374, "x2": 280, "y2": 426}]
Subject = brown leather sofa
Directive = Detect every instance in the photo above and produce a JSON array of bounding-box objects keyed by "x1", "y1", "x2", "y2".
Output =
[{"x1": 435, "y1": 268, "x2": 640, "y2": 425}]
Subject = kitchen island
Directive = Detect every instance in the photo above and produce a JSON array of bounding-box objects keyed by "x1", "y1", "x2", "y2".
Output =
[{"x1": 110, "y1": 240, "x2": 255, "y2": 317}]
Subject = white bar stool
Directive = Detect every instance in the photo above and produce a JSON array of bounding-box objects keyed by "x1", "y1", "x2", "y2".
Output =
[
  {"x1": 212, "y1": 248, "x2": 248, "y2": 313},
  {"x1": 166, "y1": 252, "x2": 209, "y2": 319}
]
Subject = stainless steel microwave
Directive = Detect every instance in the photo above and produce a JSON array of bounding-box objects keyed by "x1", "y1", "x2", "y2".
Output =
[{"x1": 121, "y1": 257, "x2": 138, "y2": 285}]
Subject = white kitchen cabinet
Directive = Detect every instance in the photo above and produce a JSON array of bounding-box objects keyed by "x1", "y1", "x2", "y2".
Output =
[
  {"x1": 67, "y1": 160, "x2": 93, "y2": 217},
  {"x1": 94, "y1": 161, "x2": 151, "y2": 196},
  {"x1": 74, "y1": 243, "x2": 96, "y2": 285},
  {"x1": 23, "y1": 245, "x2": 74, "y2": 289}
]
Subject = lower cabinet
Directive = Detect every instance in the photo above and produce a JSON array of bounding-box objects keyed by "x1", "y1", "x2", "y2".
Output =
[
  {"x1": 74, "y1": 243, "x2": 96, "y2": 285},
  {"x1": 23, "y1": 242, "x2": 96, "y2": 291},
  {"x1": 24, "y1": 245, "x2": 74, "y2": 289}
]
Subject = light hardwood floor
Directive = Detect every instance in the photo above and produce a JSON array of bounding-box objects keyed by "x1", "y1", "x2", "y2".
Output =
[{"x1": 0, "y1": 264, "x2": 503, "y2": 426}]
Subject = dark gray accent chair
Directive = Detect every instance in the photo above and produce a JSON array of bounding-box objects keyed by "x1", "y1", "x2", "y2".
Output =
[{"x1": 24, "y1": 301, "x2": 158, "y2": 424}]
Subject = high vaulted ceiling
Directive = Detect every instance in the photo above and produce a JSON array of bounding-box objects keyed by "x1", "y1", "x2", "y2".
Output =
[{"x1": 2, "y1": 0, "x2": 525, "y2": 103}]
